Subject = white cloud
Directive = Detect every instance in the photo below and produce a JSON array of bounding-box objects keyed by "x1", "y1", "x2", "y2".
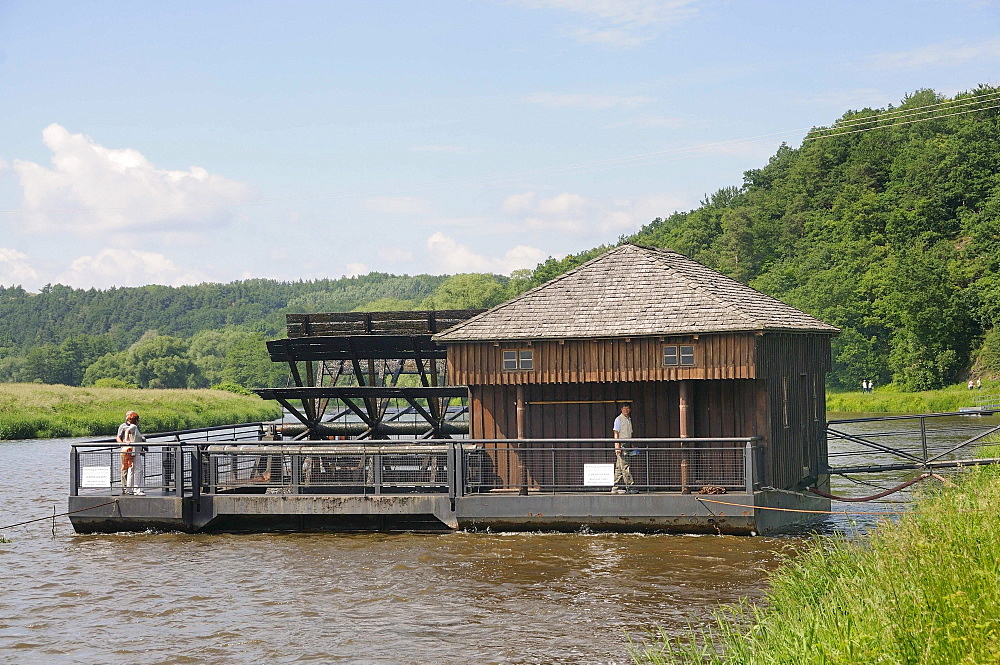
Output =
[
  {"x1": 503, "y1": 190, "x2": 693, "y2": 236},
  {"x1": 502, "y1": 192, "x2": 538, "y2": 214},
  {"x1": 870, "y1": 39, "x2": 1000, "y2": 70},
  {"x1": 56, "y1": 249, "x2": 209, "y2": 288},
  {"x1": 9, "y1": 124, "x2": 251, "y2": 235},
  {"x1": 512, "y1": 0, "x2": 704, "y2": 47},
  {"x1": 0, "y1": 248, "x2": 39, "y2": 286},
  {"x1": 362, "y1": 196, "x2": 429, "y2": 215},
  {"x1": 377, "y1": 247, "x2": 414, "y2": 264},
  {"x1": 525, "y1": 92, "x2": 652, "y2": 110},
  {"x1": 426, "y1": 232, "x2": 548, "y2": 274},
  {"x1": 344, "y1": 262, "x2": 370, "y2": 277}
]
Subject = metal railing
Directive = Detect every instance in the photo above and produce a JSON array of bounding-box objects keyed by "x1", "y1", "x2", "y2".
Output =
[
  {"x1": 201, "y1": 444, "x2": 456, "y2": 495},
  {"x1": 973, "y1": 393, "x2": 1000, "y2": 409},
  {"x1": 71, "y1": 445, "x2": 197, "y2": 497},
  {"x1": 82, "y1": 422, "x2": 273, "y2": 445},
  {"x1": 461, "y1": 440, "x2": 755, "y2": 494},
  {"x1": 826, "y1": 411, "x2": 1000, "y2": 474},
  {"x1": 71, "y1": 432, "x2": 759, "y2": 497}
]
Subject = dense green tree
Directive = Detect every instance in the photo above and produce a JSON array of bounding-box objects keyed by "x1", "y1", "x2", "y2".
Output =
[
  {"x1": 419, "y1": 273, "x2": 508, "y2": 309},
  {"x1": 221, "y1": 333, "x2": 288, "y2": 389},
  {"x1": 83, "y1": 332, "x2": 201, "y2": 388}
]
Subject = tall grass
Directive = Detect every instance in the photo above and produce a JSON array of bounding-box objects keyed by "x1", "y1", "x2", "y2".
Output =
[
  {"x1": 635, "y1": 466, "x2": 1000, "y2": 664},
  {"x1": 0, "y1": 383, "x2": 281, "y2": 440}
]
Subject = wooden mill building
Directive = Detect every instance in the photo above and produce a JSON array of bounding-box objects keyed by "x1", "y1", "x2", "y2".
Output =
[
  {"x1": 434, "y1": 243, "x2": 840, "y2": 494},
  {"x1": 67, "y1": 244, "x2": 843, "y2": 536}
]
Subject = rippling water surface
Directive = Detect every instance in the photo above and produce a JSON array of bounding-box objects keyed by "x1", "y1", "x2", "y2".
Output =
[{"x1": 7, "y1": 417, "x2": 977, "y2": 664}]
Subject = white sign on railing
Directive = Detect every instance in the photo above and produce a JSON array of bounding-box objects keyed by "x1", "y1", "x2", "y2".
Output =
[
  {"x1": 583, "y1": 463, "x2": 615, "y2": 486},
  {"x1": 81, "y1": 466, "x2": 112, "y2": 488}
]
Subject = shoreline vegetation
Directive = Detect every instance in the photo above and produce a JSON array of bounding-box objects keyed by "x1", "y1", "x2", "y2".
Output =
[
  {"x1": 0, "y1": 380, "x2": 995, "y2": 441},
  {"x1": 0, "y1": 383, "x2": 281, "y2": 440},
  {"x1": 635, "y1": 465, "x2": 1000, "y2": 664},
  {"x1": 827, "y1": 380, "x2": 996, "y2": 415}
]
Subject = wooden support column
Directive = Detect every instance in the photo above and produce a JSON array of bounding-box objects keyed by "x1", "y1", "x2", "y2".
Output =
[
  {"x1": 517, "y1": 384, "x2": 528, "y2": 495},
  {"x1": 679, "y1": 380, "x2": 693, "y2": 494}
]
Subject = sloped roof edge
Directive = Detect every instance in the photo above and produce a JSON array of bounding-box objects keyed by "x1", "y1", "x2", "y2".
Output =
[{"x1": 433, "y1": 244, "x2": 840, "y2": 342}]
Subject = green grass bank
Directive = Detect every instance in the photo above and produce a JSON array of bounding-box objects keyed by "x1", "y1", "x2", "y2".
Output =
[
  {"x1": 635, "y1": 466, "x2": 1000, "y2": 664},
  {"x1": 827, "y1": 380, "x2": 998, "y2": 414},
  {"x1": 0, "y1": 383, "x2": 281, "y2": 440}
]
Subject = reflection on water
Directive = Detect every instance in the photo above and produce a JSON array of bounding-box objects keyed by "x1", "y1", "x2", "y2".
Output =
[{"x1": 2, "y1": 417, "x2": 993, "y2": 663}]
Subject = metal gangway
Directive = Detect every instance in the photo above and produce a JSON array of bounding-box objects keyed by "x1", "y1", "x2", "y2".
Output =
[{"x1": 825, "y1": 410, "x2": 1000, "y2": 475}]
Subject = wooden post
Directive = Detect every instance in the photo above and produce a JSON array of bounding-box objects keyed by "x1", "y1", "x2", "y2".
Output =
[
  {"x1": 517, "y1": 384, "x2": 528, "y2": 495},
  {"x1": 679, "y1": 380, "x2": 692, "y2": 494}
]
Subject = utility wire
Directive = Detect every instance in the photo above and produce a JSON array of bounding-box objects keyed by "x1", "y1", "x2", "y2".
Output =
[
  {"x1": 804, "y1": 102, "x2": 1000, "y2": 142},
  {"x1": 812, "y1": 91, "x2": 1000, "y2": 132}
]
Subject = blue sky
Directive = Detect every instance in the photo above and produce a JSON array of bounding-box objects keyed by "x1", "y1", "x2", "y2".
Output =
[{"x1": 0, "y1": 0, "x2": 998, "y2": 290}]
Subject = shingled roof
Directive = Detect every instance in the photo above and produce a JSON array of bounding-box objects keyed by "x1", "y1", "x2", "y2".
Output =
[{"x1": 433, "y1": 244, "x2": 839, "y2": 342}]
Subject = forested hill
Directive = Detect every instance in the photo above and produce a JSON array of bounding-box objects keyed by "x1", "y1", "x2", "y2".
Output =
[
  {"x1": 0, "y1": 273, "x2": 447, "y2": 351},
  {"x1": 0, "y1": 272, "x2": 516, "y2": 388},
  {"x1": 624, "y1": 86, "x2": 1000, "y2": 390},
  {"x1": 4, "y1": 86, "x2": 999, "y2": 393}
]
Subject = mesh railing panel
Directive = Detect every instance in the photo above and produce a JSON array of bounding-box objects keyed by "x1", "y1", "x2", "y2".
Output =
[
  {"x1": 464, "y1": 445, "x2": 747, "y2": 493},
  {"x1": 76, "y1": 446, "x2": 185, "y2": 495},
  {"x1": 74, "y1": 440, "x2": 753, "y2": 496}
]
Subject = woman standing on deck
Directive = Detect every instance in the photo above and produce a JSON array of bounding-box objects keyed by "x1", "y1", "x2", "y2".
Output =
[{"x1": 118, "y1": 410, "x2": 146, "y2": 495}]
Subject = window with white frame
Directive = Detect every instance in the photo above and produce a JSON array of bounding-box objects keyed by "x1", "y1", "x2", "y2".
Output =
[
  {"x1": 502, "y1": 349, "x2": 533, "y2": 370},
  {"x1": 663, "y1": 344, "x2": 696, "y2": 366}
]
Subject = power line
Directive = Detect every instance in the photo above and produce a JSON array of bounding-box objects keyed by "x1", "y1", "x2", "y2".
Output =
[
  {"x1": 804, "y1": 101, "x2": 1000, "y2": 142},
  {"x1": 813, "y1": 91, "x2": 1000, "y2": 132}
]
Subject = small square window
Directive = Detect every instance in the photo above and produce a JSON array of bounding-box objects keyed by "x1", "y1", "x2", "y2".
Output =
[
  {"x1": 662, "y1": 346, "x2": 678, "y2": 366},
  {"x1": 502, "y1": 350, "x2": 517, "y2": 370},
  {"x1": 680, "y1": 345, "x2": 695, "y2": 366},
  {"x1": 519, "y1": 350, "x2": 533, "y2": 370}
]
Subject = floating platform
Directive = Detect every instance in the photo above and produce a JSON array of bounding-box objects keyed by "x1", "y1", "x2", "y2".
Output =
[
  {"x1": 68, "y1": 438, "x2": 830, "y2": 535},
  {"x1": 69, "y1": 490, "x2": 828, "y2": 536}
]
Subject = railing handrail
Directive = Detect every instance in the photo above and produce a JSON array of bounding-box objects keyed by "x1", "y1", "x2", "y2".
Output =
[
  {"x1": 78, "y1": 421, "x2": 272, "y2": 445},
  {"x1": 71, "y1": 437, "x2": 760, "y2": 497},
  {"x1": 974, "y1": 392, "x2": 1000, "y2": 405},
  {"x1": 828, "y1": 410, "x2": 1000, "y2": 424}
]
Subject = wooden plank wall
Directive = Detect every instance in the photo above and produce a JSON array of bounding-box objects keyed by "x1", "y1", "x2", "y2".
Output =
[
  {"x1": 462, "y1": 331, "x2": 833, "y2": 492},
  {"x1": 447, "y1": 334, "x2": 756, "y2": 385},
  {"x1": 755, "y1": 333, "x2": 833, "y2": 490},
  {"x1": 471, "y1": 380, "x2": 765, "y2": 489}
]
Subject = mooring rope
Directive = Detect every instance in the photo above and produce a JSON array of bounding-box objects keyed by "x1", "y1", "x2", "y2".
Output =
[
  {"x1": 696, "y1": 498, "x2": 908, "y2": 515},
  {"x1": 808, "y1": 473, "x2": 942, "y2": 502},
  {"x1": 0, "y1": 499, "x2": 118, "y2": 532}
]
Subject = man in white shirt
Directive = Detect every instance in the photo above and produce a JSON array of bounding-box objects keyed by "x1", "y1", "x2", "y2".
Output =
[{"x1": 612, "y1": 404, "x2": 634, "y2": 494}]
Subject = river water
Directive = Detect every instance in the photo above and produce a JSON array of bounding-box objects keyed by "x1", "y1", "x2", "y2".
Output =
[{"x1": 2, "y1": 415, "x2": 996, "y2": 664}]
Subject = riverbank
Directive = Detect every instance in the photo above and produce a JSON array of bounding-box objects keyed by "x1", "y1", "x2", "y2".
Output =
[
  {"x1": 636, "y1": 465, "x2": 1000, "y2": 664},
  {"x1": 827, "y1": 380, "x2": 996, "y2": 414},
  {"x1": 0, "y1": 383, "x2": 281, "y2": 439}
]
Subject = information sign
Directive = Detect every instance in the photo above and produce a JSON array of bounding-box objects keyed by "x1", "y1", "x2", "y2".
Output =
[
  {"x1": 583, "y1": 463, "x2": 615, "y2": 486},
  {"x1": 81, "y1": 466, "x2": 112, "y2": 488}
]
